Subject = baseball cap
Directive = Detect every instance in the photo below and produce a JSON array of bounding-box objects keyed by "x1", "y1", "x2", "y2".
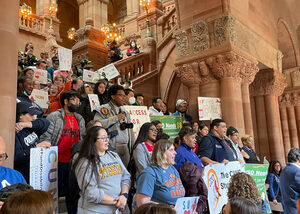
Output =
[
  {"x1": 16, "y1": 99, "x2": 43, "y2": 120},
  {"x1": 226, "y1": 126, "x2": 239, "y2": 136}
]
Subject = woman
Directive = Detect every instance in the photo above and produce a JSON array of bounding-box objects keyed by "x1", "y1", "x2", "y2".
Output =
[
  {"x1": 0, "y1": 189, "x2": 54, "y2": 214},
  {"x1": 134, "y1": 203, "x2": 176, "y2": 214},
  {"x1": 174, "y1": 127, "x2": 203, "y2": 169},
  {"x1": 132, "y1": 122, "x2": 157, "y2": 175},
  {"x1": 94, "y1": 80, "x2": 109, "y2": 105},
  {"x1": 266, "y1": 160, "x2": 283, "y2": 214},
  {"x1": 22, "y1": 42, "x2": 37, "y2": 66},
  {"x1": 126, "y1": 40, "x2": 140, "y2": 57},
  {"x1": 76, "y1": 83, "x2": 94, "y2": 125},
  {"x1": 22, "y1": 67, "x2": 34, "y2": 79},
  {"x1": 162, "y1": 101, "x2": 171, "y2": 115},
  {"x1": 74, "y1": 126, "x2": 130, "y2": 213},
  {"x1": 241, "y1": 135, "x2": 260, "y2": 163},
  {"x1": 136, "y1": 139, "x2": 185, "y2": 207},
  {"x1": 222, "y1": 197, "x2": 260, "y2": 214},
  {"x1": 227, "y1": 172, "x2": 267, "y2": 214}
]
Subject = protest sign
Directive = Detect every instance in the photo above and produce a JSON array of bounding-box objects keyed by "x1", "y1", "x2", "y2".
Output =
[
  {"x1": 203, "y1": 161, "x2": 243, "y2": 214},
  {"x1": 123, "y1": 105, "x2": 150, "y2": 137},
  {"x1": 175, "y1": 196, "x2": 199, "y2": 214},
  {"x1": 83, "y1": 69, "x2": 99, "y2": 83},
  {"x1": 88, "y1": 94, "x2": 101, "y2": 112},
  {"x1": 244, "y1": 164, "x2": 271, "y2": 213},
  {"x1": 30, "y1": 89, "x2": 49, "y2": 108},
  {"x1": 33, "y1": 69, "x2": 47, "y2": 84},
  {"x1": 58, "y1": 47, "x2": 72, "y2": 71},
  {"x1": 150, "y1": 116, "x2": 182, "y2": 141},
  {"x1": 97, "y1": 63, "x2": 119, "y2": 80},
  {"x1": 30, "y1": 147, "x2": 58, "y2": 212},
  {"x1": 198, "y1": 97, "x2": 221, "y2": 120}
]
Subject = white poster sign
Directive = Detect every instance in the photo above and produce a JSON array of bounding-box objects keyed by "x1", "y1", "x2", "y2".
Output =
[
  {"x1": 30, "y1": 89, "x2": 49, "y2": 108},
  {"x1": 203, "y1": 161, "x2": 243, "y2": 214},
  {"x1": 97, "y1": 63, "x2": 119, "y2": 80},
  {"x1": 123, "y1": 105, "x2": 150, "y2": 138},
  {"x1": 198, "y1": 97, "x2": 221, "y2": 120},
  {"x1": 58, "y1": 47, "x2": 72, "y2": 71},
  {"x1": 88, "y1": 94, "x2": 101, "y2": 112},
  {"x1": 175, "y1": 196, "x2": 199, "y2": 214},
  {"x1": 83, "y1": 69, "x2": 99, "y2": 83},
  {"x1": 33, "y1": 69, "x2": 48, "y2": 84},
  {"x1": 30, "y1": 147, "x2": 58, "y2": 213}
]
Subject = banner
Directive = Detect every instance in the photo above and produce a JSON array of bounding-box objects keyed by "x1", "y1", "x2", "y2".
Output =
[
  {"x1": 150, "y1": 116, "x2": 182, "y2": 141},
  {"x1": 97, "y1": 63, "x2": 119, "y2": 80},
  {"x1": 30, "y1": 89, "x2": 49, "y2": 108},
  {"x1": 83, "y1": 69, "x2": 99, "y2": 83},
  {"x1": 88, "y1": 94, "x2": 101, "y2": 112},
  {"x1": 123, "y1": 105, "x2": 150, "y2": 138},
  {"x1": 244, "y1": 164, "x2": 271, "y2": 213},
  {"x1": 198, "y1": 97, "x2": 221, "y2": 120},
  {"x1": 175, "y1": 196, "x2": 199, "y2": 214},
  {"x1": 30, "y1": 147, "x2": 58, "y2": 213},
  {"x1": 33, "y1": 69, "x2": 48, "y2": 84},
  {"x1": 58, "y1": 47, "x2": 72, "y2": 71},
  {"x1": 203, "y1": 161, "x2": 243, "y2": 214}
]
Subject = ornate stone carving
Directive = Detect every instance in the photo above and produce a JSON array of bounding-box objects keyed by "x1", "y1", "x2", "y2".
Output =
[
  {"x1": 45, "y1": 28, "x2": 59, "y2": 58},
  {"x1": 241, "y1": 62, "x2": 259, "y2": 85},
  {"x1": 250, "y1": 69, "x2": 287, "y2": 96},
  {"x1": 77, "y1": 0, "x2": 88, "y2": 6},
  {"x1": 173, "y1": 30, "x2": 188, "y2": 56},
  {"x1": 118, "y1": 33, "x2": 141, "y2": 47},
  {"x1": 214, "y1": 15, "x2": 236, "y2": 45},
  {"x1": 175, "y1": 62, "x2": 201, "y2": 86},
  {"x1": 191, "y1": 21, "x2": 210, "y2": 52},
  {"x1": 279, "y1": 91, "x2": 300, "y2": 108},
  {"x1": 291, "y1": 68, "x2": 300, "y2": 87}
]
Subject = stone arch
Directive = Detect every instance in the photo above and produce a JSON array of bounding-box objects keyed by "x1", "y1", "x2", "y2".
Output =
[
  {"x1": 163, "y1": 70, "x2": 181, "y2": 112},
  {"x1": 277, "y1": 18, "x2": 300, "y2": 69}
]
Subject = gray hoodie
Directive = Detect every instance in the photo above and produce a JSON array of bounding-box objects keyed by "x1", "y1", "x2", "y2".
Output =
[{"x1": 75, "y1": 151, "x2": 130, "y2": 213}]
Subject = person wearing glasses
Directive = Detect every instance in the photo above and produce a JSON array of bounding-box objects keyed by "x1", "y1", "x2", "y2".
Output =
[
  {"x1": 74, "y1": 126, "x2": 130, "y2": 213},
  {"x1": 94, "y1": 84, "x2": 135, "y2": 167},
  {"x1": 0, "y1": 136, "x2": 26, "y2": 192},
  {"x1": 40, "y1": 90, "x2": 85, "y2": 213}
]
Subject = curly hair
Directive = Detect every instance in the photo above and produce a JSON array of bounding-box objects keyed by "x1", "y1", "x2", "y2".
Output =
[{"x1": 227, "y1": 172, "x2": 261, "y2": 204}]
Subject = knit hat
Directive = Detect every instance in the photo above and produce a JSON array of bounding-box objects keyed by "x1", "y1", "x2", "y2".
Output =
[
  {"x1": 226, "y1": 126, "x2": 239, "y2": 136},
  {"x1": 176, "y1": 99, "x2": 187, "y2": 109}
]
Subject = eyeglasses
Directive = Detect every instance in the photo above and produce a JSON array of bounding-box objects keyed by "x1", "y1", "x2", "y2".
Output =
[
  {"x1": 149, "y1": 128, "x2": 158, "y2": 133},
  {"x1": 116, "y1": 94, "x2": 126, "y2": 98},
  {"x1": 70, "y1": 97, "x2": 79, "y2": 101},
  {"x1": 97, "y1": 137, "x2": 109, "y2": 142},
  {"x1": 0, "y1": 153, "x2": 8, "y2": 161}
]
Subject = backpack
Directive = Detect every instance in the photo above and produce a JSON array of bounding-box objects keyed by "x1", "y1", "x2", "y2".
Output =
[{"x1": 0, "y1": 183, "x2": 33, "y2": 202}]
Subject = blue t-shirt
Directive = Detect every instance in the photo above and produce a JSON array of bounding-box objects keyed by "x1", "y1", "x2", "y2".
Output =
[
  {"x1": 174, "y1": 143, "x2": 203, "y2": 169},
  {"x1": 136, "y1": 164, "x2": 185, "y2": 205},
  {"x1": 0, "y1": 166, "x2": 26, "y2": 189}
]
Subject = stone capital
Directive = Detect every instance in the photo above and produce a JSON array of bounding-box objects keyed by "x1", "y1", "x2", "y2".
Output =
[
  {"x1": 250, "y1": 69, "x2": 287, "y2": 97},
  {"x1": 279, "y1": 90, "x2": 300, "y2": 108},
  {"x1": 77, "y1": 0, "x2": 88, "y2": 6}
]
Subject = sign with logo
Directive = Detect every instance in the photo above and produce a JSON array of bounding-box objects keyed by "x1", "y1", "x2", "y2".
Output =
[
  {"x1": 30, "y1": 147, "x2": 58, "y2": 212},
  {"x1": 30, "y1": 89, "x2": 49, "y2": 108},
  {"x1": 150, "y1": 116, "x2": 182, "y2": 142},
  {"x1": 175, "y1": 196, "x2": 199, "y2": 214},
  {"x1": 123, "y1": 105, "x2": 150, "y2": 138},
  {"x1": 33, "y1": 69, "x2": 48, "y2": 84},
  {"x1": 97, "y1": 63, "x2": 119, "y2": 80},
  {"x1": 198, "y1": 97, "x2": 221, "y2": 120},
  {"x1": 203, "y1": 161, "x2": 243, "y2": 214},
  {"x1": 83, "y1": 69, "x2": 99, "y2": 83},
  {"x1": 88, "y1": 94, "x2": 101, "y2": 112},
  {"x1": 58, "y1": 47, "x2": 72, "y2": 71}
]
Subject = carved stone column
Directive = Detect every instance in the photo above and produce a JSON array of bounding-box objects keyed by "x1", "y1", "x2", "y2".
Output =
[
  {"x1": 176, "y1": 62, "x2": 202, "y2": 121},
  {"x1": 278, "y1": 99, "x2": 291, "y2": 158},
  {"x1": 0, "y1": 0, "x2": 19, "y2": 167},
  {"x1": 250, "y1": 69, "x2": 287, "y2": 164}
]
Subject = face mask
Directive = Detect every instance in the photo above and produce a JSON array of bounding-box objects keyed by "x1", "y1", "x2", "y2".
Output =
[
  {"x1": 23, "y1": 91, "x2": 30, "y2": 97},
  {"x1": 68, "y1": 104, "x2": 78, "y2": 112},
  {"x1": 131, "y1": 43, "x2": 136, "y2": 48},
  {"x1": 129, "y1": 97, "x2": 136, "y2": 105},
  {"x1": 53, "y1": 65, "x2": 59, "y2": 70}
]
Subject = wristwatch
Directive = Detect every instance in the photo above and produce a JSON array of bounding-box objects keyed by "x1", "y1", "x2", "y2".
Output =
[{"x1": 121, "y1": 193, "x2": 128, "y2": 199}]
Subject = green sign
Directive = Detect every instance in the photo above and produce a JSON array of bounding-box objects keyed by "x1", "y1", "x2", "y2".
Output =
[
  {"x1": 244, "y1": 164, "x2": 271, "y2": 213},
  {"x1": 150, "y1": 116, "x2": 182, "y2": 141}
]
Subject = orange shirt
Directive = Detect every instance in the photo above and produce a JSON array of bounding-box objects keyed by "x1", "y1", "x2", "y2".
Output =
[{"x1": 47, "y1": 80, "x2": 71, "y2": 114}]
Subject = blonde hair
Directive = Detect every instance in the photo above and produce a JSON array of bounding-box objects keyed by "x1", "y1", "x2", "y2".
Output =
[
  {"x1": 151, "y1": 139, "x2": 173, "y2": 167},
  {"x1": 241, "y1": 135, "x2": 252, "y2": 144}
]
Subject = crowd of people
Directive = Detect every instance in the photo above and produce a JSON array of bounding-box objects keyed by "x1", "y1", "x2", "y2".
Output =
[{"x1": 0, "y1": 40, "x2": 299, "y2": 214}]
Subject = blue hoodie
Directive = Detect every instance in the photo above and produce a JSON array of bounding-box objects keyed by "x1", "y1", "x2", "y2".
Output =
[{"x1": 175, "y1": 142, "x2": 203, "y2": 169}]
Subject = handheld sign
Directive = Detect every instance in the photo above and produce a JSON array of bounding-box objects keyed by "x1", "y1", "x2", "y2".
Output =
[
  {"x1": 88, "y1": 94, "x2": 101, "y2": 112},
  {"x1": 83, "y1": 69, "x2": 99, "y2": 83},
  {"x1": 175, "y1": 196, "x2": 199, "y2": 214},
  {"x1": 58, "y1": 47, "x2": 72, "y2": 71},
  {"x1": 30, "y1": 89, "x2": 49, "y2": 108},
  {"x1": 97, "y1": 63, "x2": 119, "y2": 80},
  {"x1": 33, "y1": 69, "x2": 48, "y2": 84},
  {"x1": 198, "y1": 97, "x2": 221, "y2": 120}
]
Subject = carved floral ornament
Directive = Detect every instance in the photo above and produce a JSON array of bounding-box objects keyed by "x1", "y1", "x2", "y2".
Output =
[
  {"x1": 214, "y1": 15, "x2": 236, "y2": 46},
  {"x1": 191, "y1": 21, "x2": 210, "y2": 52},
  {"x1": 279, "y1": 91, "x2": 300, "y2": 108}
]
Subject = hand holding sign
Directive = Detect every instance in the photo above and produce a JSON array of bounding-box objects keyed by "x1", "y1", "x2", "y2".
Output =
[{"x1": 58, "y1": 47, "x2": 72, "y2": 71}]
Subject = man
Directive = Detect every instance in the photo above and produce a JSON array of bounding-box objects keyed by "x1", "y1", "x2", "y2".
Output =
[
  {"x1": 198, "y1": 119, "x2": 237, "y2": 165},
  {"x1": 108, "y1": 41, "x2": 123, "y2": 63},
  {"x1": 133, "y1": 93, "x2": 144, "y2": 106},
  {"x1": 148, "y1": 96, "x2": 164, "y2": 116},
  {"x1": 36, "y1": 59, "x2": 47, "y2": 70},
  {"x1": 40, "y1": 90, "x2": 85, "y2": 213},
  {"x1": 47, "y1": 56, "x2": 59, "y2": 82},
  {"x1": 280, "y1": 148, "x2": 300, "y2": 214},
  {"x1": 225, "y1": 126, "x2": 248, "y2": 164},
  {"x1": 172, "y1": 99, "x2": 192, "y2": 122},
  {"x1": 71, "y1": 78, "x2": 83, "y2": 91},
  {"x1": 125, "y1": 88, "x2": 135, "y2": 105},
  {"x1": 94, "y1": 84, "x2": 135, "y2": 166}
]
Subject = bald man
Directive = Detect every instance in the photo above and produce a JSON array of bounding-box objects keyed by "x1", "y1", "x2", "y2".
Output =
[{"x1": 0, "y1": 136, "x2": 26, "y2": 190}]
